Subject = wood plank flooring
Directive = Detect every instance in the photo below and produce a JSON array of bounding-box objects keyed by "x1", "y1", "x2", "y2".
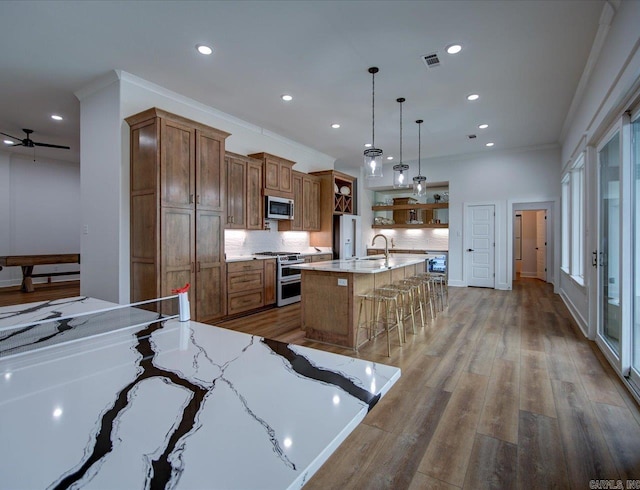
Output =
[{"x1": 3, "y1": 278, "x2": 640, "y2": 488}]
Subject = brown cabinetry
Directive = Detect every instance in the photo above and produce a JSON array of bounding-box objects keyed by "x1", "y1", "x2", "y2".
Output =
[
  {"x1": 226, "y1": 258, "x2": 276, "y2": 316},
  {"x1": 248, "y1": 152, "x2": 295, "y2": 197},
  {"x1": 309, "y1": 170, "x2": 357, "y2": 248},
  {"x1": 311, "y1": 253, "x2": 333, "y2": 262},
  {"x1": 127, "y1": 107, "x2": 230, "y2": 322},
  {"x1": 264, "y1": 258, "x2": 276, "y2": 305},
  {"x1": 225, "y1": 152, "x2": 263, "y2": 230},
  {"x1": 278, "y1": 171, "x2": 320, "y2": 232}
]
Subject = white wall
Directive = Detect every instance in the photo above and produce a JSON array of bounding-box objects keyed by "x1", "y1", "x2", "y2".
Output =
[
  {"x1": 0, "y1": 151, "x2": 80, "y2": 288},
  {"x1": 361, "y1": 145, "x2": 561, "y2": 289},
  {"x1": 560, "y1": 0, "x2": 640, "y2": 338}
]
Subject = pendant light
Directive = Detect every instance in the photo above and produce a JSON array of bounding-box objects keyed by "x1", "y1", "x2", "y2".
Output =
[
  {"x1": 393, "y1": 97, "x2": 409, "y2": 188},
  {"x1": 413, "y1": 119, "x2": 426, "y2": 196},
  {"x1": 363, "y1": 67, "x2": 383, "y2": 178}
]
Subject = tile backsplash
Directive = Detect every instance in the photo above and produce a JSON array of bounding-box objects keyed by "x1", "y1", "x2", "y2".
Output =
[{"x1": 225, "y1": 222, "x2": 329, "y2": 257}]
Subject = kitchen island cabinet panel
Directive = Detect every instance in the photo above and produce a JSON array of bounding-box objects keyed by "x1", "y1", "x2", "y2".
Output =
[{"x1": 296, "y1": 256, "x2": 426, "y2": 348}]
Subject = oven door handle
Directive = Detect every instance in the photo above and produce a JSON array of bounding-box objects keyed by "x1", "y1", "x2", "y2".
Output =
[{"x1": 280, "y1": 275, "x2": 301, "y2": 283}]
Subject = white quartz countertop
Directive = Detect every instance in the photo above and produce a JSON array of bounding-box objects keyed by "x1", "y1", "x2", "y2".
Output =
[
  {"x1": 0, "y1": 297, "x2": 400, "y2": 489},
  {"x1": 293, "y1": 255, "x2": 430, "y2": 273}
]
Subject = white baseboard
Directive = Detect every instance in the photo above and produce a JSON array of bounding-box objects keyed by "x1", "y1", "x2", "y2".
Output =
[
  {"x1": 559, "y1": 289, "x2": 589, "y2": 338},
  {"x1": 448, "y1": 280, "x2": 465, "y2": 288}
]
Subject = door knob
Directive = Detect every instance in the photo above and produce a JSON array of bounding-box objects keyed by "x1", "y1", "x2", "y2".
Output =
[{"x1": 467, "y1": 248, "x2": 474, "y2": 252}]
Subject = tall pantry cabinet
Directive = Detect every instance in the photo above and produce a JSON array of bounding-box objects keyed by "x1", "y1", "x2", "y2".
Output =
[{"x1": 126, "y1": 108, "x2": 230, "y2": 322}]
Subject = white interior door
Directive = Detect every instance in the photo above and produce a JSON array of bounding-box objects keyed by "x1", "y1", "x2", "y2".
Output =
[
  {"x1": 467, "y1": 204, "x2": 495, "y2": 288},
  {"x1": 536, "y1": 210, "x2": 547, "y2": 281}
]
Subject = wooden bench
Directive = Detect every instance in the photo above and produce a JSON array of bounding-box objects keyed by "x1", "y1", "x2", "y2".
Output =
[{"x1": 0, "y1": 254, "x2": 80, "y2": 292}]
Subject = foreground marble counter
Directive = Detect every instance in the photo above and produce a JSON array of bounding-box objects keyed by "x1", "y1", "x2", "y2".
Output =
[{"x1": 0, "y1": 297, "x2": 400, "y2": 489}]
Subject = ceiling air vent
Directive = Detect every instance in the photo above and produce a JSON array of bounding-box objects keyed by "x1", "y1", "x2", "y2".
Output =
[
  {"x1": 422, "y1": 52, "x2": 440, "y2": 68},
  {"x1": 468, "y1": 134, "x2": 477, "y2": 139}
]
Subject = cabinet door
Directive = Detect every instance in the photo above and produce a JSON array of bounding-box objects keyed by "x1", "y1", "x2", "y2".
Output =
[
  {"x1": 264, "y1": 156, "x2": 280, "y2": 191},
  {"x1": 160, "y1": 119, "x2": 195, "y2": 208},
  {"x1": 161, "y1": 207, "x2": 195, "y2": 316},
  {"x1": 264, "y1": 259, "x2": 276, "y2": 305},
  {"x1": 303, "y1": 176, "x2": 321, "y2": 231},
  {"x1": 279, "y1": 161, "x2": 293, "y2": 193},
  {"x1": 196, "y1": 210, "x2": 225, "y2": 321},
  {"x1": 196, "y1": 129, "x2": 224, "y2": 212},
  {"x1": 291, "y1": 173, "x2": 303, "y2": 231},
  {"x1": 246, "y1": 162, "x2": 263, "y2": 230},
  {"x1": 226, "y1": 157, "x2": 246, "y2": 229}
]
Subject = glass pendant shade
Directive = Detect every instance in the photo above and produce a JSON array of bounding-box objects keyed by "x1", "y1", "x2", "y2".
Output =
[
  {"x1": 363, "y1": 67, "x2": 383, "y2": 179},
  {"x1": 364, "y1": 148, "x2": 384, "y2": 178},
  {"x1": 413, "y1": 175, "x2": 426, "y2": 196},
  {"x1": 393, "y1": 163, "x2": 410, "y2": 188}
]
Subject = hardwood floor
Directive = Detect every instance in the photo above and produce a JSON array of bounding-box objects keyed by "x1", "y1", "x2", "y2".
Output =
[
  {"x1": 3, "y1": 279, "x2": 639, "y2": 488},
  {"x1": 220, "y1": 279, "x2": 640, "y2": 489}
]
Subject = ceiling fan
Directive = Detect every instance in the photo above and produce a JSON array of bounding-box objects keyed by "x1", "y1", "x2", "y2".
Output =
[{"x1": 0, "y1": 128, "x2": 70, "y2": 149}]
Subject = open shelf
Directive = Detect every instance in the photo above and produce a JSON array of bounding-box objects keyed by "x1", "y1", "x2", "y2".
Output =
[{"x1": 371, "y1": 223, "x2": 448, "y2": 229}]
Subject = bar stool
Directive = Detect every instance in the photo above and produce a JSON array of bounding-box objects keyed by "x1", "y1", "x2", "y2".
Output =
[
  {"x1": 355, "y1": 288, "x2": 404, "y2": 357},
  {"x1": 413, "y1": 273, "x2": 437, "y2": 321},
  {"x1": 378, "y1": 281, "x2": 416, "y2": 336},
  {"x1": 399, "y1": 277, "x2": 426, "y2": 328}
]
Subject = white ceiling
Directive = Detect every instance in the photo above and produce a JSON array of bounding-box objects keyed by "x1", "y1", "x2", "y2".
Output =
[{"x1": 0, "y1": 0, "x2": 605, "y2": 168}]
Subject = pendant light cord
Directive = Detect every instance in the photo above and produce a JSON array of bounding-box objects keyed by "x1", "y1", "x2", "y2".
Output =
[
  {"x1": 399, "y1": 100, "x2": 403, "y2": 164},
  {"x1": 371, "y1": 70, "x2": 375, "y2": 148},
  {"x1": 418, "y1": 120, "x2": 422, "y2": 174}
]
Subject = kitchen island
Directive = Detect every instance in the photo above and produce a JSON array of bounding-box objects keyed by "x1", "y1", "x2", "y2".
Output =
[{"x1": 294, "y1": 255, "x2": 428, "y2": 348}]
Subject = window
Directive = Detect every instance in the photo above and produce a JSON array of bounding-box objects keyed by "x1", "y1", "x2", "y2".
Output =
[
  {"x1": 561, "y1": 152, "x2": 585, "y2": 283},
  {"x1": 561, "y1": 176, "x2": 570, "y2": 273},
  {"x1": 571, "y1": 154, "x2": 585, "y2": 283}
]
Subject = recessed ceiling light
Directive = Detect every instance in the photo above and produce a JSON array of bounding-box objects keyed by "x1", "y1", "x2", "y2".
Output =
[
  {"x1": 478, "y1": 123, "x2": 489, "y2": 129},
  {"x1": 331, "y1": 123, "x2": 340, "y2": 129},
  {"x1": 51, "y1": 114, "x2": 63, "y2": 121},
  {"x1": 387, "y1": 156, "x2": 394, "y2": 160},
  {"x1": 364, "y1": 143, "x2": 372, "y2": 148},
  {"x1": 446, "y1": 44, "x2": 462, "y2": 55},
  {"x1": 281, "y1": 94, "x2": 293, "y2": 102},
  {"x1": 196, "y1": 44, "x2": 213, "y2": 55},
  {"x1": 3, "y1": 140, "x2": 13, "y2": 145},
  {"x1": 467, "y1": 94, "x2": 479, "y2": 101},
  {"x1": 486, "y1": 142, "x2": 494, "y2": 147}
]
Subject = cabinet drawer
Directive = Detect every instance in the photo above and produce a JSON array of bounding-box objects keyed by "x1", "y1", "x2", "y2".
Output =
[
  {"x1": 228, "y1": 290, "x2": 264, "y2": 315},
  {"x1": 228, "y1": 270, "x2": 264, "y2": 293},
  {"x1": 227, "y1": 260, "x2": 263, "y2": 273}
]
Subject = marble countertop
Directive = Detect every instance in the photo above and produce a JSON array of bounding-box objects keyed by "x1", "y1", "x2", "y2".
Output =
[
  {"x1": 293, "y1": 255, "x2": 430, "y2": 274},
  {"x1": 0, "y1": 297, "x2": 400, "y2": 489}
]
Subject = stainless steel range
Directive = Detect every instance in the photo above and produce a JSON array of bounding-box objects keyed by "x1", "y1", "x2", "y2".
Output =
[{"x1": 254, "y1": 252, "x2": 304, "y2": 306}]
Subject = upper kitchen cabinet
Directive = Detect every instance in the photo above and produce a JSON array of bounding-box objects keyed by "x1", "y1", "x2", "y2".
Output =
[
  {"x1": 248, "y1": 152, "x2": 295, "y2": 198},
  {"x1": 225, "y1": 152, "x2": 263, "y2": 230},
  {"x1": 309, "y1": 170, "x2": 357, "y2": 248},
  {"x1": 126, "y1": 107, "x2": 230, "y2": 323},
  {"x1": 278, "y1": 171, "x2": 320, "y2": 232}
]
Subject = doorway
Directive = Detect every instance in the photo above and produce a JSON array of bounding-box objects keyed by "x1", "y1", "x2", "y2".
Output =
[
  {"x1": 465, "y1": 204, "x2": 495, "y2": 288},
  {"x1": 514, "y1": 210, "x2": 547, "y2": 281},
  {"x1": 508, "y1": 200, "x2": 555, "y2": 290}
]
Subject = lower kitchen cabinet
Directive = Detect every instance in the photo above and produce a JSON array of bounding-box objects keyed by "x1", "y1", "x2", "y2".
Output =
[
  {"x1": 264, "y1": 259, "x2": 276, "y2": 305},
  {"x1": 226, "y1": 259, "x2": 276, "y2": 316}
]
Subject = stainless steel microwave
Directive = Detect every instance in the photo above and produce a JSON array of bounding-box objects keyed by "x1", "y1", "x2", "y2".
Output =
[{"x1": 265, "y1": 195, "x2": 294, "y2": 220}]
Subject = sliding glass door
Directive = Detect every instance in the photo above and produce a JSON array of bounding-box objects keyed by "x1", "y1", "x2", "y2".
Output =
[
  {"x1": 598, "y1": 130, "x2": 621, "y2": 356},
  {"x1": 633, "y1": 115, "x2": 640, "y2": 381}
]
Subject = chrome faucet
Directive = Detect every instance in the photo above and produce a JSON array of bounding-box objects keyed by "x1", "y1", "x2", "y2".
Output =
[{"x1": 371, "y1": 234, "x2": 389, "y2": 266}]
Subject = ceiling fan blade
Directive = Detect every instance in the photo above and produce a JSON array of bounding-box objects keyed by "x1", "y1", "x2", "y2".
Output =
[
  {"x1": 9, "y1": 143, "x2": 24, "y2": 147},
  {"x1": 0, "y1": 131, "x2": 21, "y2": 141},
  {"x1": 33, "y1": 142, "x2": 71, "y2": 150}
]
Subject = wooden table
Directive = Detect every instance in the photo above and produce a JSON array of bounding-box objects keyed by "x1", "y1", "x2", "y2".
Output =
[{"x1": 0, "y1": 254, "x2": 80, "y2": 292}]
